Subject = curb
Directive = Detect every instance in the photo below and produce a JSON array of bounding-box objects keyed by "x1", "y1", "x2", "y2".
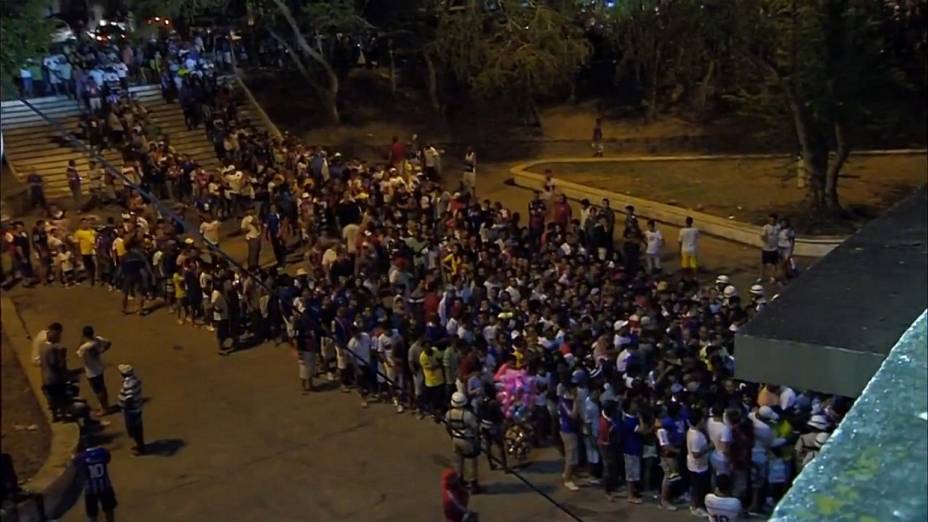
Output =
[
  {"x1": 0, "y1": 296, "x2": 82, "y2": 522},
  {"x1": 504, "y1": 154, "x2": 927, "y2": 257}
]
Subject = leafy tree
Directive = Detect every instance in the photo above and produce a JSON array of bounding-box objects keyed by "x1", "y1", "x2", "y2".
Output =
[
  {"x1": 730, "y1": 0, "x2": 916, "y2": 220},
  {"x1": 432, "y1": 0, "x2": 590, "y2": 125},
  {"x1": 264, "y1": 0, "x2": 373, "y2": 124},
  {"x1": 0, "y1": 0, "x2": 53, "y2": 97},
  {"x1": 601, "y1": 0, "x2": 748, "y2": 121}
]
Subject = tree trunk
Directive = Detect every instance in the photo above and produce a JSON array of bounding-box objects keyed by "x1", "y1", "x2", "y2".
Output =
[
  {"x1": 268, "y1": 29, "x2": 339, "y2": 124},
  {"x1": 389, "y1": 49, "x2": 397, "y2": 98},
  {"x1": 423, "y1": 51, "x2": 442, "y2": 113},
  {"x1": 321, "y1": 67, "x2": 341, "y2": 124},
  {"x1": 785, "y1": 85, "x2": 834, "y2": 219},
  {"x1": 645, "y1": 46, "x2": 662, "y2": 121},
  {"x1": 272, "y1": 0, "x2": 341, "y2": 124},
  {"x1": 694, "y1": 59, "x2": 716, "y2": 122},
  {"x1": 824, "y1": 121, "x2": 849, "y2": 213}
]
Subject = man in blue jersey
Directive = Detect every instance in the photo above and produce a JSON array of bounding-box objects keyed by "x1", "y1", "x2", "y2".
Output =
[{"x1": 74, "y1": 446, "x2": 117, "y2": 521}]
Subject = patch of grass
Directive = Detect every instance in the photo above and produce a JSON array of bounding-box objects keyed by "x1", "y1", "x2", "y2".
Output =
[{"x1": 531, "y1": 154, "x2": 927, "y2": 233}]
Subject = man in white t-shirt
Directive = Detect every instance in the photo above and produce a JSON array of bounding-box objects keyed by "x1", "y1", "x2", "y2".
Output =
[
  {"x1": 759, "y1": 213, "x2": 781, "y2": 282},
  {"x1": 76, "y1": 325, "x2": 112, "y2": 415},
  {"x1": 200, "y1": 216, "x2": 221, "y2": 246},
  {"x1": 240, "y1": 207, "x2": 262, "y2": 269},
  {"x1": 706, "y1": 404, "x2": 733, "y2": 478},
  {"x1": 748, "y1": 406, "x2": 779, "y2": 514},
  {"x1": 705, "y1": 473, "x2": 743, "y2": 521},
  {"x1": 644, "y1": 219, "x2": 664, "y2": 274},
  {"x1": 678, "y1": 216, "x2": 699, "y2": 275},
  {"x1": 347, "y1": 326, "x2": 373, "y2": 408},
  {"x1": 686, "y1": 409, "x2": 711, "y2": 517}
]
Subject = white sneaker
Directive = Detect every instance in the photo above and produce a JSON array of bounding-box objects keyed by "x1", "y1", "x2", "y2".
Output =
[
  {"x1": 563, "y1": 481, "x2": 580, "y2": 491},
  {"x1": 396, "y1": 404, "x2": 405, "y2": 414},
  {"x1": 584, "y1": 477, "x2": 602, "y2": 486},
  {"x1": 690, "y1": 507, "x2": 708, "y2": 517}
]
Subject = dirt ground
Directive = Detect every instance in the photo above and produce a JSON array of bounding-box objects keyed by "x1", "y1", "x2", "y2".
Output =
[
  {"x1": 529, "y1": 154, "x2": 928, "y2": 233},
  {"x1": 0, "y1": 332, "x2": 51, "y2": 483}
]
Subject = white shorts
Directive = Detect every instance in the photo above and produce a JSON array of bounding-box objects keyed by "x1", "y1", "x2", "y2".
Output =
[
  {"x1": 321, "y1": 337, "x2": 335, "y2": 360},
  {"x1": 335, "y1": 345, "x2": 349, "y2": 370},
  {"x1": 624, "y1": 454, "x2": 642, "y2": 483},
  {"x1": 298, "y1": 351, "x2": 315, "y2": 379},
  {"x1": 561, "y1": 432, "x2": 579, "y2": 467}
]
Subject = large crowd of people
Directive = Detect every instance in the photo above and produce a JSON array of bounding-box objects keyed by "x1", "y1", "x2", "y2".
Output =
[{"x1": 2, "y1": 31, "x2": 851, "y2": 522}]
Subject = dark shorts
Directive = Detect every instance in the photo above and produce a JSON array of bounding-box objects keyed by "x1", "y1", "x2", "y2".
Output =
[
  {"x1": 762, "y1": 249, "x2": 780, "y2": 265},
  {"x1": 88, "y1": 374, "x2": 106, "y2": 395},
  {"x1": 85, "y1": 487, "x2": 117, "y2": 517},
  {"x1": 122, "y1": 273, "x2": 142, "y2": 295}
]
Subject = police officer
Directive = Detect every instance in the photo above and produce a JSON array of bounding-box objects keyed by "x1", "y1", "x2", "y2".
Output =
[{"x1": 445, "y1": 392, "x2": 483, "y2": 494}]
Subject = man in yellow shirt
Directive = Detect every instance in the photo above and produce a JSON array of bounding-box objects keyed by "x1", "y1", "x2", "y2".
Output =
[
  {"x1": 420, "y1": 345, "x2": 446, "y2": 420},
  {"x1": 72, "y1": 218, "x2": 97, "y2": 286}
]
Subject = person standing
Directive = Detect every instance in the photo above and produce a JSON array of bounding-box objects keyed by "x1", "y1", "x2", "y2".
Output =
[
  {"x1": 759, "y1": 214, "x2": 781, "y2": 283},
  {"x1": 778, "y1": 217, "x2": 796, "y2": 279},
  {"x1": 347, "y1": 324, "x2": 373, "y2": 408},
  {"x1": 476, "y1": 382, "x2": 506, "y2": 471},
  {"x1": 67, "y1": 159, "x2": 82, "y2": 211},
  {"x1": 707, "y1": 403, "x2": 734, "y2": 483},
  {"x1": 265, "y1": 203, "x2": 286, "y2": 266},
  {"x1": 527, "y1": 191, "x2": 547, "y2": 246},
  {"x1": 73, "y1": 218, "x2": 97, "y2": 286},
  {"x1": 599, "y1": 198, "x2": 616, "y2": 254},
  {"x1": 592, "y1": 117, "x2": 604, "y2": 157},
  {"x1": 420, "y1": 345, "x2": 446, "y2": 420},
  {"x1": 117, "y1": 364, "x2": 145, "y2": 455},
  {"x1": 389, "y1": 136, "x2": 407, "y2": 176},
  {"x1": 39, "y1": 323, "x2": 69, "y2": 421},
  {"x1": 621, "y1": 399, "x2": 646, "y2": 503},
  {"x1": 656, "y1": 409, "x2": 683, "y2": 510},
  {"x1": 462, "y1": 147, "x2": 477, "y2": 195},
  {"x1": 686, "y1": 409, "x2": 712, "y2": 517},
  {"x1": 26, "y1": 171, "x2": 46, "y2": 212},
  {"x1": 622, "y1": 222, "x2": 644, "y2": 274},
  {"x1": 74, "y1": 446, "x2": 117, "y2": 522},
  {"x1": 643, "y1": 219, "x2": 664, "y2": 274},
  {"x1": 558, "y1": 381, "x2": 582, "y2": 491},
  {"x1": 551, "y1": 194, "x2": 572, "y2": 229},
  {"x1": 445, "y1": 392, "x2": 482, "y2": 494},
  {"x1": 32, "y1": 323, "x2": 62, "y2": 366},
  {"x1": 211, "y1": 283, "x2": 231, "y2": 356},
  {"x1": 241, "y1": 207, "x2": 262, "y2": 269},
  {"x1": 77, "y1": 326, "x2": 112, "y2": 416},
  {"x1": 678, "y1": 216, "x2": 700, "y2": 277}
]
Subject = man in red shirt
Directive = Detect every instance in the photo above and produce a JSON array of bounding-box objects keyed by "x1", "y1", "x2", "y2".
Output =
[
  {"x1": 389, "y1": 136, "x2": 406, "y2": 176},
  {"x1": 551, "y1": 194, "x2": 573, "y2": 228}
]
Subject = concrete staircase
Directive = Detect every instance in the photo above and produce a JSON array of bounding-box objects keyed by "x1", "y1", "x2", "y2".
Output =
[{"x1": 1, "y1": 83, "x2": 268, "y2": 199}]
